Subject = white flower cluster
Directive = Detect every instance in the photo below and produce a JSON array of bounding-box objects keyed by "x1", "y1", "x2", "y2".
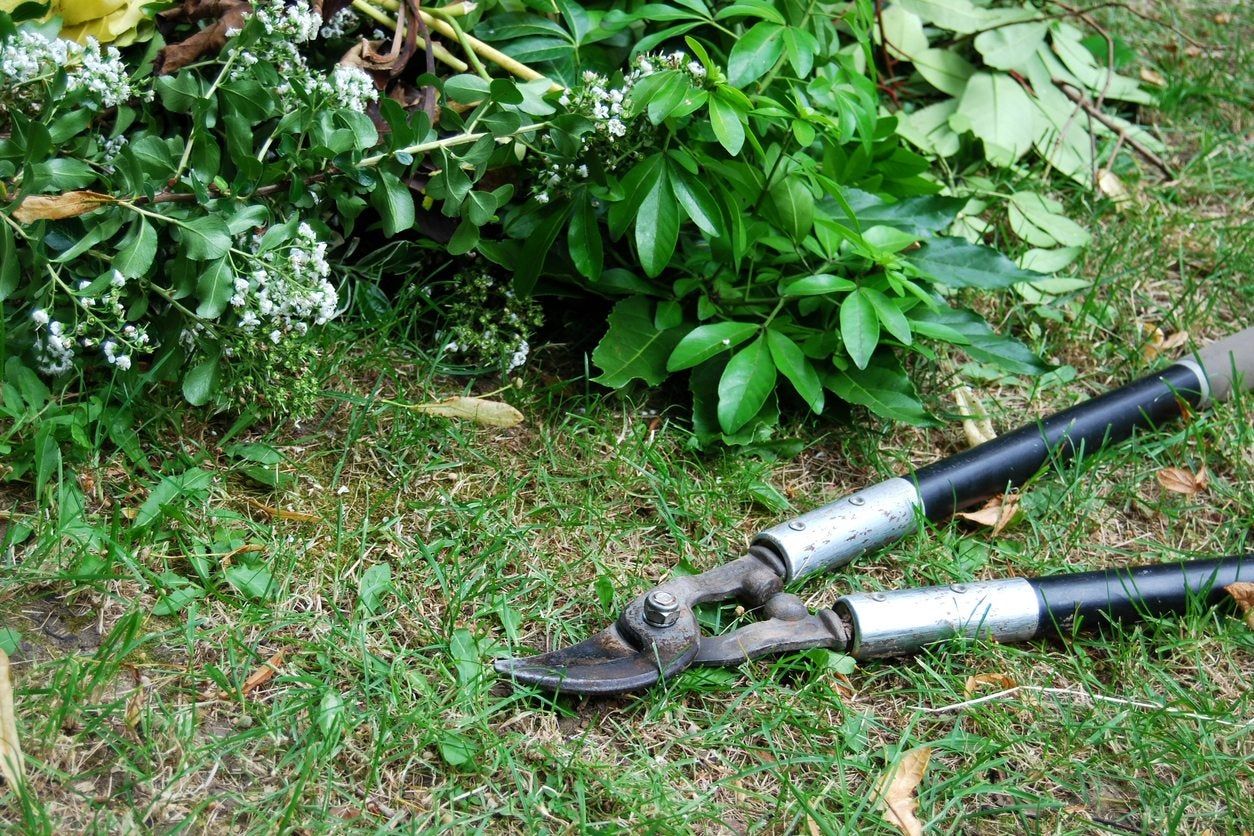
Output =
[
  {"x1": 228, "y1": 1, "x2": 377, "y2": 113},
  {"x1": 438, "y1": 269, "x2": 542, "y2": 374},
  {"x1": 320, "y1": 7, "x2": 361, "y2": 39},
  {"x1": 0, "y1": 29, "x2": 139, "y2": 110},
  {"x1": 231, "y1": 222, "x2": 340, "y2": 343},
  {"x1": 29, "y1": 271, "x2": 152, "y2": 375},
  {"x1": 536, "y1": 53, "x2": 706, "y2": 201},
  {"x1": 70, "y1": 38, "x2": 135, "y2": 108},
  {"x1": 30, "y1": 310, "x2": 75, "y2": 375},
  {"x1": 252, "y1": 0, "x2": 322, "y2": 42},
  {"x1": 326, "y1": 64, "x2": 377, "y2": 113}
]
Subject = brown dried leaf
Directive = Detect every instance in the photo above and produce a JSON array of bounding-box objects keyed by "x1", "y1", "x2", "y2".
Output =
[
  {"x1": 956, "y1": 493, "x2": 1020, "y2": 536},
  {"x1": 1213, "y1": 12, "x2": 1231, "y2": 24},
  {"x1": 154, "y1": 0, "x2": 250, "y2": 74},
  {"x1": 412, "y1": 397, "x2": 524, "y2": 428},
  {"x1": 218, "y1": 650, "x2": 285, "y2": 700},
  {"x1": 964, "y1": 672, "x2": 1017, "y2": 698},
  {"x1": 1224, "y1": 583, "x2": 1254, "y2": 629},
  {"x1": 1161, "y1": 330, "x2": 1189, "y2": 352},
  {"x1": 12, "y1": 191, "x2": 116, "y2": 223},
  {"x1": 1138, "y1": 67, "x2": 1167, "y2": 87},
  {"x1": 1156, "y1": 466, "x2": 1208, "y2": 496},
  {"x1": 242, "y1": 496, "x2": 321, "y2": 523},
  {"x1": 1141, "y1": 322, "x2": 1166, "y2": 361},
  {"x1": 0, "y1": 649, "x2": 25, "y2": 793},
  {"x1": 874, "y1": 746, "x2": 932, "y2": 836}
]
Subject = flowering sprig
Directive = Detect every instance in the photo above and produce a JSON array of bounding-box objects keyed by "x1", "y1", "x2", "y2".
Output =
[{"x1": 0, "y1": 27, "x2": 142, "y2": 111}]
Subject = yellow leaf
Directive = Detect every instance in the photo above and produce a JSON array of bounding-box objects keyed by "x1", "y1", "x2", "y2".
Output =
[
  {"x1": 1224, "y1": 583, "x2": 1254, "y2": 630},
  {"x1": 1141, "y1": 322, "x2": 1165, "y2": 361},
  {"x1": 1138, "y1": 67, "x2": 1167, "y2": 87},
  {"x1": 412, "y1": 397, "x2": 524, "y2": 427},
  {"x1": 12, "y1": 191, "x2": 116, "y2": 223},
  {"x1": 57, "y1": 0, "x2": 129, "y2": 26},
  {"x1": 964, "y1": 672, "x2": 1017, "y2": 697},
  {"x1": 1156, "y1": 466, "x2": 1208, "y2": 496},
  {"x1": 0, "y1": 648, "x2": 26, "y2": 795},
  {"x1": 874, "y1": 746, "x2": 932, "y2": 836}
]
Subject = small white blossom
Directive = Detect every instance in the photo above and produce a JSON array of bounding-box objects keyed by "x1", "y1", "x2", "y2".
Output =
[
  {"x1": 31, "y1": 308, "x2": 49, "y2": 326},
  {"x1": 324, "y1": 64, "x2": 377, "y2": 113},
  {"x1": 320, "y1": 7, "x2": 360, "y2": 39},
  {"x1": 535, "y1": 192, "x2": 550, "y2": 205}
]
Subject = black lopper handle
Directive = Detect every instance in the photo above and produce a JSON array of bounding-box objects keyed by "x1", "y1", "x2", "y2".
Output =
[{"x1": 1030, "y1": 555, "x2": 1252, "y2": 637}]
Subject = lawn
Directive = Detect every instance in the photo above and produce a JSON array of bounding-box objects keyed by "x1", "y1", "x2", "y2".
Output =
[{"x1": 2, "y1": 2, "x2": 1252, "y2": 833}]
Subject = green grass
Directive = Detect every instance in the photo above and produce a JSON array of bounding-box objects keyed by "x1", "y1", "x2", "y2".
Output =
[{"x1": 3, "y1": 4, "x2": 1254, "y2": 833}]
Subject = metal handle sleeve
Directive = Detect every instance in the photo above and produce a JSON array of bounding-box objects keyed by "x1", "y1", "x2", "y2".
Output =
[
  {"x1": 837, "y1": 557, "x2": 1250, "y2": 658},
  {"x1": 1030, "y1": 555, "x2": 1251, "y2": 636},
  {"x1": 1191, "y1": 326, "x2": 1254, "y2": 404}
]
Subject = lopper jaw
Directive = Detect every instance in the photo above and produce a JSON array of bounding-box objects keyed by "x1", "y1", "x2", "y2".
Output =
[{"x1": 494, "y1": 548, "x2": 852, "y2": 696}]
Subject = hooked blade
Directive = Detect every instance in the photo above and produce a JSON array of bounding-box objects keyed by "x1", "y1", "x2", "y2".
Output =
[{"x1": 494, "y1": 622, "x2": 699, "y2": 696}]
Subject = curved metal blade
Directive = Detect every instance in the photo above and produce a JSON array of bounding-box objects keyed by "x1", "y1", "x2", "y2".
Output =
[{"x1": 494, "y1": 622, "x2": 699, "y2": 696}]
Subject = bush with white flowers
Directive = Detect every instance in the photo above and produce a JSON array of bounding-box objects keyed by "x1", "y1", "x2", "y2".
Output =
[{"x1": 1, "y1": 0, "x2": 1075, "y2": 443}]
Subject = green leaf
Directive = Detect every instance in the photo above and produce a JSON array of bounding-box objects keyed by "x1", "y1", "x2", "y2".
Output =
[
  {"x1": 358, "y1": 562, "x2": 393, "y2": 614},
  {"x1": 444, "y1": 74, "x2": 491, "y2": 103},
  {"x1": 668, "y1": 164, "x2": 721, "y2": 237},
  {"x1": 717, "y1": 335, "x2": 777, "y2": 433},
  {"x1": 372, "y1": 170, "x2": 415, "y2": 236},
  {"x1": 0, "y1": 222, "x2": 17, "y2": 300},
  {"x1": 911, "y1": 47, "x2": 975, "y2": 95},
  {"x1": 136, "y1": 467, "x2": 214, "y2": 529},
  {"x1": 878, "y1": 5, "x2": 928, "y2": 59},
  {"x1": 592, "y1": 297, "x2": 686, "y2": 387},
  {"x1": 317, "y1": 690, "x2": 345, "y2": 737},
  {"x1": 906, "y1": 237, "x2": 1046, "y2": 288},
  {"x1": 34, "y1": 423, "x2": 59, "y2": 497},
  {"x1": 727, "y1": 22, "x2": 784, "y2": 87},
  {"x1": 840, "y1": 289, "x2": 880, "y2": 370},
  {"x1": 895, "y1": 0, "x2": 1000, "y2": 34},
  {"x1": 447, "y1": 219, "x2": 479, "y2": 255},
  {"x1": 667, "y1": 321, "x2": 759, "y2": 371},
  {"x1": 912, "y1": 306, "x2": 1049, "y2": 374},
  {"x1": 780, "y1": 273, "x2": 857, "y2": 297},
  {"x1": 568, "y1": 193, "x2": 603, "y2": 279},
  {"x1": 114, "y1": 218, "x2": 158, "y2": 279},
  {"x1": 767, "y1": 176, "x2": 814, "y2": 240},
  {"x1": 825, "y1": 361, "x2": 937, "y2": 426},
  {"x1": 974, "y1": 22, "x2": 1047, "y2": 70},
  {"x1": 766, "y1": 329, "x2": 823, "y2": 413},
  {"x1": 224, "y1": 563, "x2": 276, "y2": 600},
  {"x1": 195, "y1": 258, "x2": 234, "y2": 318},
  {"x1": 708, "y1": 92, "x2": 746, "y2": 155},
  {"x1": 863, "y1": 288, "x2": 912, "y2": 345},
  {"x1": 1007, "y1": 192, "x2": 1091, "y2": 248},
  {"x1": 0, "y1": 627, "x2": 22, "y2": 655},
  {"x1": 896, "y1": 99, "x2": 962, "y2": 157},
  {"x1": 178, "y1": 216, "x2": 231, "y2": 261},
  {"x1": 635, "y1": 165, "x2": 680, "y2": 277},
  {"x1": 183, "y1": 353, "x2": 220, "y2": 406},
  {"x1": 951, "y1": 72, "x2": 1038, "y2": 166},
  {"x1": 834, "y1": 189, "x2": 965, "y2": 235},
  {"x1": 152, "y1": 584, "x2": 205, "y2": 616}
]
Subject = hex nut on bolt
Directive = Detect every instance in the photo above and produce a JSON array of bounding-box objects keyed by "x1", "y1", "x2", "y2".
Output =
[{"x1": 643, "y1": 591, "x2": 680, "y2": 628}]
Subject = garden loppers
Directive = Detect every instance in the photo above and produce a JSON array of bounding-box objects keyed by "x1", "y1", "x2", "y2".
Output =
[{"x1": 496, "y1": 327, "x2": 1254, "y2": 695}]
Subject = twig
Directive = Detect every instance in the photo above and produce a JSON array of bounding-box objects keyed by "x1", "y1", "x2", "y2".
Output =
[
  {"x1": 366, "y1": 0, "x2": 562, "y2": 90},
  {"x1": 919, "y1": 685, "x2": 1250, "y2": 728},
  {"x1": 351, "y1": 0, "x2": 468, "y2": 72},
  {"x1": 1054, "y1": 81, "x2": 1175, "y2": 178}
]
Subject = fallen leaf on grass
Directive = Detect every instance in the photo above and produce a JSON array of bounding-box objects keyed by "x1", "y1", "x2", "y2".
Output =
[
  {"x1": 956, "y1": 493, "x2": 1020, "y2": 536},
  {"x1": 0, "y1": 649, "x2": 25, "y2": 793},
  {"x1": 953, "y1": 384, "x2": 996, "y2": 447},
  {"x1": 411, "y1": 397, "x2": 524, "y2": 428},
  {"x1": 242, "y1": 496, "x2": 320, "y2": 523},
  {"x1": 12, "y1": 191, "x2": 116, "y2": 223},
  {"x1": 874, "y1": 746, "x2": 932, "y2": 836},
  {"x1": 1156, "y1": 466, "x2": 1208, "y2": 496},
  {"x1": 1096, "y1": 170, "x2": 1131, "y2": 208},
  {"x1": 1141, "y1": 324, "x2": 1189, "y2": 361},
  {"x1": 1138, "y1": 67, "x2": 1167, "y2": 87},
  {"x1": 964, "y1": 672, "x2": 1017, "y2": 698},
  {"x1": 218, "y1": 650, "x2": 285, "y2": 700},
  {"x1": 1225, "y1": 583, "x2": 1254, "y2": 629}
]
